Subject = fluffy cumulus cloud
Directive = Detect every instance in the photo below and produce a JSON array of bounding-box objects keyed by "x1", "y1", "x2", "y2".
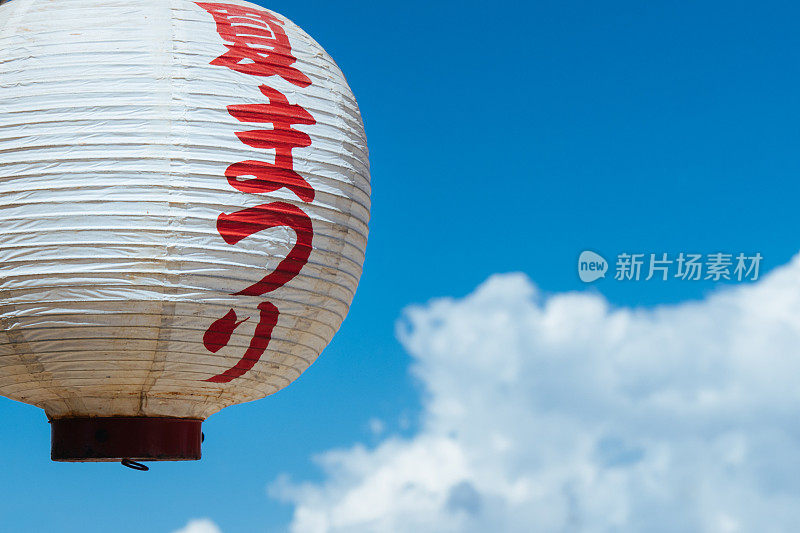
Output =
[
  {"x1": 172, "y1": 519, "x2": 222, "y2": 533},
  {"x1": 270, "y1": 255, "x2": 800, "y2": 532}
]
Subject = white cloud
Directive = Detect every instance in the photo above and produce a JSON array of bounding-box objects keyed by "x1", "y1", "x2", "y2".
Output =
[
  {"x1": 270, "y1": 255, "x2": 800, "y2": 532},
  {"x1": 172, "y1": 519, "x2": 222, "y2": 533}
]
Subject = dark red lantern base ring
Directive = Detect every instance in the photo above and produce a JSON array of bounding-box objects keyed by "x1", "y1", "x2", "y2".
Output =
[{"x1": 50, "y1": 417, "x2": 202, "y2": 462}]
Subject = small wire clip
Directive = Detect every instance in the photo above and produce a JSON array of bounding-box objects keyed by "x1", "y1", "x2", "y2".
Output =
[{"x1": 121, "y1": 458, "x2": 149, "y2": 471}]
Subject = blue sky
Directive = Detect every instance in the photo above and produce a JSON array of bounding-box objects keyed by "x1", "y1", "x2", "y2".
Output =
[{"x1": 3, "y1": 1, "x2": 800, "y2": 531}]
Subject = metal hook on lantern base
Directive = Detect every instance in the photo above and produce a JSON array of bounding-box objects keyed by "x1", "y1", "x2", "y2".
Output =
[{"x1": 121, "y1": 458, "x2": 149, "y2": 471}]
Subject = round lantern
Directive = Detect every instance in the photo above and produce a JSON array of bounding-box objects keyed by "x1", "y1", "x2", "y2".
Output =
[{"x1": 0, "y1": 0, "x2": 369, "y2": 462}]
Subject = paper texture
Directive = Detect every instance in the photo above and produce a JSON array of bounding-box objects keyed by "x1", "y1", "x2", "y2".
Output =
[{"x1": 0, "y1": 0, "x2": 370, "y2": 419}]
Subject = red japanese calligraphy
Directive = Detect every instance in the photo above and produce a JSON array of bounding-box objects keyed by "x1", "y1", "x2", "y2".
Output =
[
  {"x1": 226, "y1": 160, "x2": 315, "y2": 203},
  {"x1": 216, "y1": 202, "x2": 313, "y2": 296},
  {"x1": 226, "y1": 84, "x2": 316, "y2": 202},
  {"x1": 203, "y1": 309, "x2": 248, "y2": 353},
  {"x1": 199, "y1": 2, "x2": 316, "y2": 383},
  {"x1": 197, "y1": 2, "x2": 312, "y2": 87},
  {"x1": 205, "y1": 302, "x2": 280, "y2": 383}
]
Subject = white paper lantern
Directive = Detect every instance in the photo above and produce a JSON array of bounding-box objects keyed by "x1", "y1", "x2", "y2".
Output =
[{"x1": 0, "y1": 0, "x2": 369, "y2": 462}]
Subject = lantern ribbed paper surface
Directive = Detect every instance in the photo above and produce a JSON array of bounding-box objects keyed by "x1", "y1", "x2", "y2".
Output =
[{"x1": 0, "y1": 0, "x2": 369, "y2": 458}]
